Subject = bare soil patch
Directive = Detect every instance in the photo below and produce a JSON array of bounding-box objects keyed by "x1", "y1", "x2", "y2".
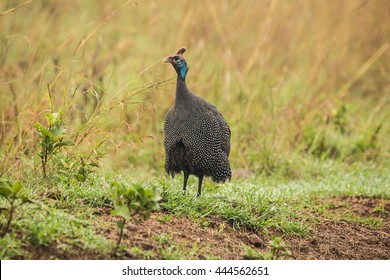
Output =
[
  {"x1": 25, "y1": 196, "x2": 390, "y2": 259},
  {"x1": 288, "y1": 196, "x2": 389, "y2": 259},
  {"x1": 95, "y1": 213, "x2": 253, "y2": 259}
]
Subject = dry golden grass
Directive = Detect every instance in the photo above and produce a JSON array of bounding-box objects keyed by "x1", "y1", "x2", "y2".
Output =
[{"x1": 0, "y1": 0, "x2": 389, "y2": 175}]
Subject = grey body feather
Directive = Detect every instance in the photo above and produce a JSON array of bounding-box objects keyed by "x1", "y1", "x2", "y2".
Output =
[{"x1": 164, "y1": 78, "x2": 231, "y2": 194}]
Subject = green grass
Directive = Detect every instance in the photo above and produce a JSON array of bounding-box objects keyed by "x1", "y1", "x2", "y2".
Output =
[
  {"x1": 155, "y1": 161, "x2": 389, "y2": 234},
  {"x1": 1, "y1": 0, "x2": 389, "y2": 174},
  {"x1": 0, "y1": 158, "x2": 389, "y2": 259},
  {"x1": 0, "y1": 175, "x2": 114, "y2": 259}
]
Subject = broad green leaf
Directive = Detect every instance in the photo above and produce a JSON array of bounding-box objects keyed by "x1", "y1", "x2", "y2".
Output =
[
  {"x1": 130, "y1": 201, "x2": 142, "y2": 210},
  {"x1": 11, "y1": 182, "x2": 22, "y2": 195},
  {"x1": 54, "y1": 140, "x2": 74, "y2": 148},
  {"x1": 52, "y1": 124, "x2": 66, "y2": 140},
  {"x1": 113, "y1": 202, "x2": 131, "y2": 221},
  {"x1": 45, "y1": 112, "x2": 59, "y2": 126},
  {"x1": 0, "y1": 185, "x2": 12, "y2": 197},
  {"x1": 124, "y1": 187, "x2": 136, "y2": 198},
  {"x1": 21, "y1": 196, "x2": 34, "y2": 204},
  {"x1": 269, "y1": 237, "x2": 282, "y2": 248},
  {"x1": 33, "y1": 123, "x2": 52, "y2": 138}
]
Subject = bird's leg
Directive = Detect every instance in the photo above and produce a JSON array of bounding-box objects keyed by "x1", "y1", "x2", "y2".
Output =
[
  {"x1": 183, "y1": 171, "x2": 189, "y2": 195},
  {"x1": 197, "y1": 174, "x2": 204, "y2": 197}
]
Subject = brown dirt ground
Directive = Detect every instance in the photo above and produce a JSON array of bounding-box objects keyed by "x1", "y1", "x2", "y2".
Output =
[
  {"x1": 27, "y1": 196, "x2": 390, "y2": 260},
  {"x1": 288, "y1": 196, "x2": 390, "y2": 259}
]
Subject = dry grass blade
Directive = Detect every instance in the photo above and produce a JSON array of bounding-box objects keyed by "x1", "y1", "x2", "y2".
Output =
[
  {"x1": 338, "y1": 41, "x2": 390, "y2": 99},
  {"x1": 0, "y1": 0, "x2": 32, "y2": 17}
]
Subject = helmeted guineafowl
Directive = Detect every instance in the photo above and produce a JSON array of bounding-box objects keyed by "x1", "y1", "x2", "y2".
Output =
[{"x1": 163, "y1": 47, "x2": 231, "y2": 197}]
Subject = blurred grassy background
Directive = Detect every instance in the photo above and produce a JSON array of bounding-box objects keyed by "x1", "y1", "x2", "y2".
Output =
[{"x1": 1, "y1": 0, "x2": 389, "y2": 178}]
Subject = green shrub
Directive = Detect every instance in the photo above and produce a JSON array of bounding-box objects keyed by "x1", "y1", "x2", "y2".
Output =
[
  {"x1": 0, "y1": 181, "x2": 33, "y2": 237},
  {"x1": 34, "y1": 112, "x2": 74, "y2": 178},
  {"x1": 110, "y1": 182, "x2": 160, "y2": 251}
]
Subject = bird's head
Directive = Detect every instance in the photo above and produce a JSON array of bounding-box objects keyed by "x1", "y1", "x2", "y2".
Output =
[{"x1": 164, "y1": 47, "x2": 188, "y2": 80}]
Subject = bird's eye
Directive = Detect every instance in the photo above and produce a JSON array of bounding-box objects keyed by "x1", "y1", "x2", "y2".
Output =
[{"x1": 173, "y1": 56, "x2": 180, "y2": 60}]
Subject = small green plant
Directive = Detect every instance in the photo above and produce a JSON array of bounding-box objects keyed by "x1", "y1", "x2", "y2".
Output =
[
  {"x1": 373, "y1": 205, "x2": 387, "y2": 216},
  {"x1": 130, "y1": 246, "x2": 155, "y2": 260},
  {"x1": 55, "y1": 155, "x2": 99, "y2": 183},
  {"x1": 242, "y1": 244, "x2": 267, "y2": 260},
  {"x1": 152, "y1": 233, "x2": 183, "y2": 259},
  {"x1": 0, "y1": 181, "x2": 33, "y2": 237},
  {"x1": 34, "y1": 112, "x2": 74, "y2": 177},
  {"x1": 331, "y1": 103, "x2": 349, "y2": 134},
  {"x1": 159, "y1": 245, "x2": 183, "y2": 260},
  {"x1": 110, "y1": 182, "x2": 160, "y2": 252},
  {"x1": 351, "y1": 124, "x2": 382, "y2": 160},
  {"x1": 154, "y1": 233, "x2": 171, "y2": 246},
  {"x1": 243, "y1": 237, "x2": 292, "y2": 260},
  {"x1": 155, "y1": 214, "x2": 173, "y2": 224},
  {"x1": 0, "y1": 232, "x2": 23, "y2": 259},
  {"x1": 268, "y1": 236, "x2": 292, "y2": 260}
]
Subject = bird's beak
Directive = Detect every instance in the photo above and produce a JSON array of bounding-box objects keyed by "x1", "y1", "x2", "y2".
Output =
[{"x1": 163, "y1": 56, "x2": 172, "y2": 63}]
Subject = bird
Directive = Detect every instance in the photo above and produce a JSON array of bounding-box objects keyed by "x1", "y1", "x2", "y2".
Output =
[{"x1": 163, "y1": 47, "x2": 231, "y2": 197}]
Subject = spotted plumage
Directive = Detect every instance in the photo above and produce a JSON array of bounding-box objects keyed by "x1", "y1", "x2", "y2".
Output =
[{"x1": 163, "y1": 47, "x2": 231, "y2": 196}]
